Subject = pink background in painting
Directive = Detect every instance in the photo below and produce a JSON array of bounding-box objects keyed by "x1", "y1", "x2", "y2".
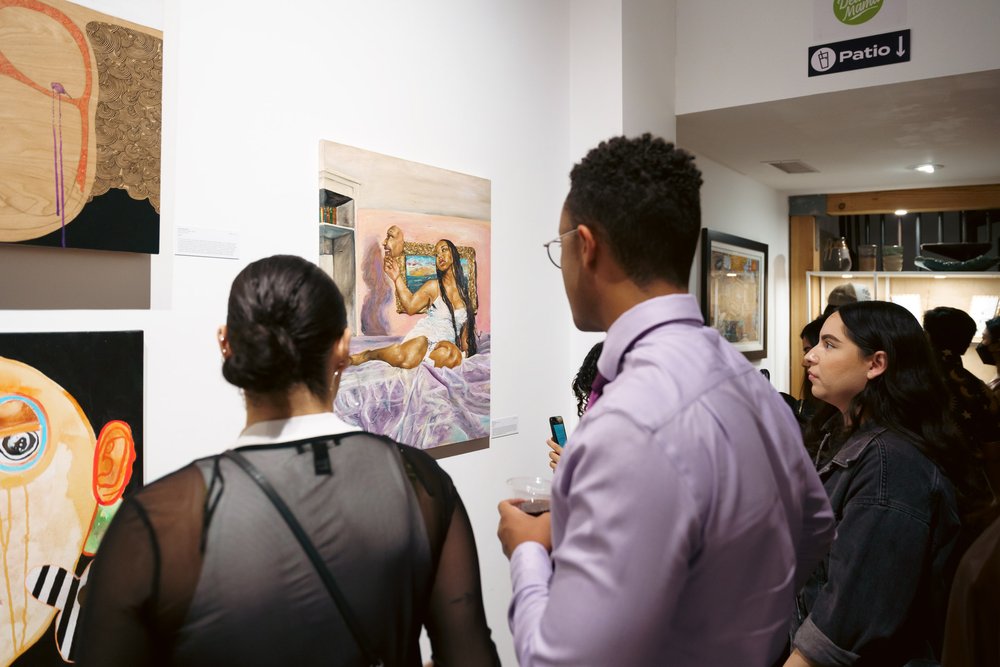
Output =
[{"x1": 355, "y1": 209, "x2": 491, "y2": 336}]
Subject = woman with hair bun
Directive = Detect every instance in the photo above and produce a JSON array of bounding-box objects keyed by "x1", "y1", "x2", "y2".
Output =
[{"x1": 77, "y1": 255, "x2": 500, "y2": 667}]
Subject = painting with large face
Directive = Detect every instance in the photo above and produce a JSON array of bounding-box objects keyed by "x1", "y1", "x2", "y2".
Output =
[
  {"x1": 319, "y1": 141, "x2": 490, "y2": 456},
  {"x1": 0, "y1": 0, "x2": 162, "y2": 253},
  {"x1": 0, "y1": 331, "x2": 141, "y2": 665}
]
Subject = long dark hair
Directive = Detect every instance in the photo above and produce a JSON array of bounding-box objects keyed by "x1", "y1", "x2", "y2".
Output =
[
  {"x1": 805, "y1": 301, "x2": 987, "y2": 514},
  {"x1": 223, "y1": 255, "x2": 347, "y2": 398},
  {"x1": 436, "y1": 239, "x2": 477, "y2": 357}
]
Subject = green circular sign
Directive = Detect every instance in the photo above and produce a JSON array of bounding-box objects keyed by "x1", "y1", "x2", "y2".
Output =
[{"x1": 834, "y1": 0, "x2": 884, "y2": 25}]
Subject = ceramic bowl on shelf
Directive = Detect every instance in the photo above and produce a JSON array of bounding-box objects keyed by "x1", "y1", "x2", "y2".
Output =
[
  {"x1": 919, "y1": 242, "x2": 991, "y2": 261},
  {"x1": 913, "y1": 254, "x2": 1000, "y2": 272}
]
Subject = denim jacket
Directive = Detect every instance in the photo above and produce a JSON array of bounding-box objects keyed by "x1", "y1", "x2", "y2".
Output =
[{"x1": 791, "y1": 423, "x2": 960, "y2": 667}]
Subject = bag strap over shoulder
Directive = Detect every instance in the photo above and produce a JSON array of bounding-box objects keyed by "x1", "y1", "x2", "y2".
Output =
[{"x1": 222, "y1": 449, "x2": 384, "y2": 667}]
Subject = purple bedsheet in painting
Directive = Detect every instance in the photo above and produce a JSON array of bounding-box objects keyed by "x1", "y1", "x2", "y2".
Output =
[{"x1": 335, "y1": 334, "x2": 491, "y2": 450}]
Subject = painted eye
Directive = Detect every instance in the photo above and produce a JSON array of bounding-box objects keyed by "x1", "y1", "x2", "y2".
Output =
[
  {"x1": 1, "y1": 430, "x2": 41, "y2": 461},
  {"x1": 0, "y1": 396, "x2": 47, "y2": 472}
]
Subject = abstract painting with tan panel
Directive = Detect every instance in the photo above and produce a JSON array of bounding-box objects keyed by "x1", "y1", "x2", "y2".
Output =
[
  {"x1": 319, "y1": 141, "x2": 490, "y2": 456},
  {"x1": 1, "y1": 0, "x2": 162, "y2": 253}
]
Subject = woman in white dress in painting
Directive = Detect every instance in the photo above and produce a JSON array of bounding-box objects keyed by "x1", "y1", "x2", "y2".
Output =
[{"x1": 350, "y1": 239, "x2": 478, "y2": 369}]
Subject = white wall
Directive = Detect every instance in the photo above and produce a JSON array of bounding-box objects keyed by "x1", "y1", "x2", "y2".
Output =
[
  {"x1": 676, "y1": 0, "x2": 1000, "y2": 113},
  {"x1": 3, "y1": 1, "x2": 578, "y2": 663},
  {"x1": 3, "y1": 0, "x2": 804, "y2": 662}
]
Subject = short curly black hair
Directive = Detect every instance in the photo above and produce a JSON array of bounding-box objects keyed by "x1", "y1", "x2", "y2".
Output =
[{"x1": 565, "y1": 134, "x2": 702, "y2": 286}]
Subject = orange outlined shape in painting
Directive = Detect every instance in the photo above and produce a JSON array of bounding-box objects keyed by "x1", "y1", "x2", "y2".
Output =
[
  {"x1": 0, "y1": 0, "x2": 92, "y2": 192},
  {"x1": 0, "y1": 0, "x2": 96, "y2": 242}
]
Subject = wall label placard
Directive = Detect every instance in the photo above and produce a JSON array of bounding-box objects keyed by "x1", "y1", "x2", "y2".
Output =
[{"x1": 808, "y1": 29, "x2": 910, "y2": 77}]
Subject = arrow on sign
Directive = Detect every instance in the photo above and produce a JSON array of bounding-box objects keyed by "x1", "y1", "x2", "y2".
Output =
[{"x1": 897, "y1": 35, "x2": 906, "y2": 56}]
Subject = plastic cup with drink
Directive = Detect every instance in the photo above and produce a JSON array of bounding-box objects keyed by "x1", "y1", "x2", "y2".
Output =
[{"x1": 506, "y1": 476, "x2": 552, "y2": 516}]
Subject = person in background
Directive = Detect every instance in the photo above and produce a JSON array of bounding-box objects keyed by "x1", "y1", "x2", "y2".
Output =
[
  {"x1": 497, "y1": 134, "x2": 834, "y2": 666},
  {"x1": 76, "y1": 255, "x2": 500, "y2": 667},
  {"x1": 782, "y1": 315, "x2": 828, "y2": 428},
  {"x1": 788, "y1": 300, "x2": 989, "y2": 667},
  {"x1": 801, "y1": 316, "x2": 825, "y2": 355},
  {"x1": 923, "y1": 306, "x2": 1000, "y2": 460},
  {"x1": 978, "y1": 316, "x2": 1000, "y2": 392},
  {"x1": 974, "y1": 315, "x2": 1000, "y2": 495},
  {"x1": 821, "y1": 282, "x2": 870, "y2": 318},
  {"x1": 941, "y1": 507, "x2": 1000, "y2": 667},
  {"x1": 547, "y1": 341, "x2": 603, "y2": 471}
]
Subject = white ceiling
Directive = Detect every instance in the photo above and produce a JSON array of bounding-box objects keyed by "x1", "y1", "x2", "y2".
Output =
[{"x1": 676, "y1": 69, "x2": 1000, "y2": 196}]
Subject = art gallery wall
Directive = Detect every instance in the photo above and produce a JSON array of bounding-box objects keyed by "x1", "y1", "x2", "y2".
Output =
[{"x1": 1, "y1": 0, "x2": 798, "y2": 662}]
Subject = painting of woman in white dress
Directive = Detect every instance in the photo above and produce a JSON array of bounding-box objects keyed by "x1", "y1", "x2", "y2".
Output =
[{"x1": 350, "y1": 238, "x2": 477, "y2": 369}]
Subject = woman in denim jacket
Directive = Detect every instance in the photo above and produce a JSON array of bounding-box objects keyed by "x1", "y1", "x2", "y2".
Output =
[{"x1": 785, "y1": 301, "x2": 986, "y2": 667}]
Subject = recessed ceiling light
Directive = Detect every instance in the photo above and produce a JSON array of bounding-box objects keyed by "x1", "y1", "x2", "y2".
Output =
[
  {"x1": 911, "y1": 163, "x2": 943, "y2": 174},
  {"x1": 894, "y1": 209, "x2": 908, "y2": 216}
]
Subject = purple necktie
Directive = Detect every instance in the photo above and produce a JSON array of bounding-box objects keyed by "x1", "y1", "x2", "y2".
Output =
[{"x1": 586, "y1": 371, "x2": 609, "y2": 410}]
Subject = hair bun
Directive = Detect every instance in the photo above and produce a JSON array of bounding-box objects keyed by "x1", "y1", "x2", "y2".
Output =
[
  {"x1": 222, "y1": 255, "x2": 347, "y2": 397},
  {"x1": 222, "y1": 322, "x2": 300, "y2": 392}
]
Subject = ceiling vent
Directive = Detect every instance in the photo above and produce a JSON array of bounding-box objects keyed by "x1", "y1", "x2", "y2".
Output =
[{"x1": 764, "y1": 160, "x2": 819, "y2": 174}]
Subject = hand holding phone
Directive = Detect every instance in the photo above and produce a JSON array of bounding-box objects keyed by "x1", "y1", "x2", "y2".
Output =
[
  {"x1": 548, "y1": 416, "x2": 566, "y2": 472},
  {"x1": 549, "y1": 416, "x2": 567, "y2": 445}
]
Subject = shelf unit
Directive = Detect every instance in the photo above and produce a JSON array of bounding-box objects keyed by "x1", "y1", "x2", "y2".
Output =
[
  {"x1": 805, "y1": 270, "x2": 1000, "y2": 385},
  {"x1": 806, "y1": 271, "x2": 1000, "y2": 323}
]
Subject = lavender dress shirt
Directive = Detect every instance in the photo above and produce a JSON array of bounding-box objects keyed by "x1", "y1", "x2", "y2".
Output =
[{"x1": 508, "y1": 294, "x2": 835, "y2": 666}]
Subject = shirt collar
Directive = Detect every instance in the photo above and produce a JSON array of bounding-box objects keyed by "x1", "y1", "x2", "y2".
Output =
[
  {"x1": 597, "y1": 294, "x2": 704, "y2": 382},
  {"x1": 828, "y1": 423, "x2": 887, "y2": 468},
  {"x1": 236, "y1": 412, "x2": 358, "y2": 446}
]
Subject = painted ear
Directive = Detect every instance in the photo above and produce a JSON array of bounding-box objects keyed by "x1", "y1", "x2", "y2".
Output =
[
  {"x1": 93, "y1": 420, "x2": 136, "y2": 505},
  {"x1": 867, "y1": 350, "x2": 888, "y2": 380}
]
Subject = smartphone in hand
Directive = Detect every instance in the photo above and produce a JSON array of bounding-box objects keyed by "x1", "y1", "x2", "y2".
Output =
[{"x1": 549, "y1": 416, "x2": 567, "y2": 446}]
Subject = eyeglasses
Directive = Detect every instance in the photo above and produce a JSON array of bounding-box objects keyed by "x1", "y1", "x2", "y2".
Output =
[{"x1": 543, "y1": 229, "x2": 577, "y2": 268}]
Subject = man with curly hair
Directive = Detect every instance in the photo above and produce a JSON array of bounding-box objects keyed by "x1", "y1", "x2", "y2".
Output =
[{"x1": 497, "y1": 134, "x2": 834, "y2": 666}]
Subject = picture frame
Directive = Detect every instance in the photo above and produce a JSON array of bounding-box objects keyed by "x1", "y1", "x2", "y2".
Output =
[
  {"x1": 700, "y1": 229, "x2": 768, "y2": 360},
  {"x1": 395, "y1": 242, "x2": 479, "y2": 314}
]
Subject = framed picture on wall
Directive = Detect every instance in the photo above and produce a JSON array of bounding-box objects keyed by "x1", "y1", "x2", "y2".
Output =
[
  {"x1": 319, "y1": 140, "x2": 491, "y2": 459},
  {"x1": 700, "y1": 229, "x2": 768, "y2": 360}
]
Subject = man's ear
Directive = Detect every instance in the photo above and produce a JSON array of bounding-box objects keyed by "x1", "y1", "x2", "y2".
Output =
[
  {"x1": 576, "y1": 224, "x2": 599, "y2": 269},
  {"x1": 866, "y1": 350, "x2": 888, "y2": 380},
  {"x1": 93, "y1": 421, "x2": 136, "y2": 505}
]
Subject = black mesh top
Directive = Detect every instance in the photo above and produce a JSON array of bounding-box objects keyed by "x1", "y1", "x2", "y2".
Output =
[{"x1": 75, "y1": 422, "x2": 500, "y2": 667}]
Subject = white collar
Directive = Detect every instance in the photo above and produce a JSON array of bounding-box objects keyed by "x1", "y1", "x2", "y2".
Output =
[{"x1": 236, "y1": 412, "x2": 359, "y2": 446}]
